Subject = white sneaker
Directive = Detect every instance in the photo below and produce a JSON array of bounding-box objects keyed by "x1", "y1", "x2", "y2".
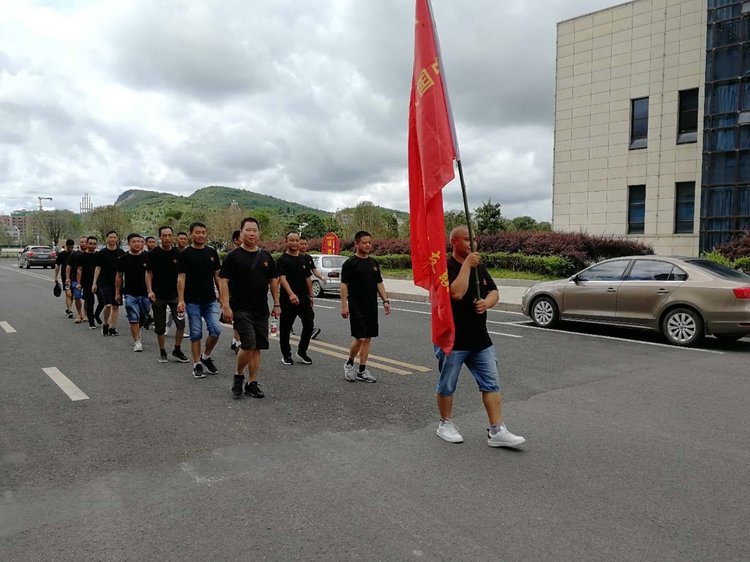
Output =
[
  {"x1": 164, "y1": 326, "x2": 169, "y2": 336},
  {"x1": 355, "y1": 369, "x2": 376, "y2": 383},
  {"x1": 487, "y1": 425, "x2": 525, "y2": 448},
  {"x1": 436, "y1": 420, "x2": 464, "y2": 443},
  {"x1": 343, "y1": 362, "x2": 357, "y2": 382},
  {"x1": 133, "y1": 340, "x2": 143, "y2": 352}
]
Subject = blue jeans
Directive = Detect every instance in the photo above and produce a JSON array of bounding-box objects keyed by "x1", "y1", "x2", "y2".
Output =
[
  {"x1": 186, "y1": 301, "x2": 221, "y2": 342},
  {"x1": 434, "y1": 345, "x2": 501, "y2": 396},
  {"x1": 124, "y1": 295, "x2": 151, "y2": 324}
]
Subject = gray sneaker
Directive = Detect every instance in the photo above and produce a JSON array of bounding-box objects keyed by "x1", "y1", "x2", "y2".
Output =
[
  {"x1": 436, "y1": 420, "x2": 464, "y2": 443},
  {"x1": 355, "y1": 369, "x2": 376, "y2": 383},
  {"x1": 487, "y1": 425, "x2": 525, "y2": 448},
  {"x1": 343, "y1": 362, "x2": 357, "y2": 382}
]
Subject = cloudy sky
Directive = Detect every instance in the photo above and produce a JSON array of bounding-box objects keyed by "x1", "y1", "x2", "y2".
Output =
[{"x1": 0, "y1": 0, "x2": 618, "y2": 220}]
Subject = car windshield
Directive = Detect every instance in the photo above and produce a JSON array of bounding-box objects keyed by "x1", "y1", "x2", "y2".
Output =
[
  {"x1": 322, "y1": 256, "x2": 347, "y2": 268},
  {"x1": 684, "y1": 259, "x2": 750, "y2": 280}
]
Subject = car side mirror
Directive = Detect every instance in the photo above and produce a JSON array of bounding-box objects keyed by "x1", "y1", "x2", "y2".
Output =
[{"x1": 571, "y1": 274, "x2": 581, "y2": 283}]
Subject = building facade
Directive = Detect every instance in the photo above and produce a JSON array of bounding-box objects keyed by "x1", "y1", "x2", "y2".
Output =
[{"x1": 555, "y1": 0, "x2": 750, "y2": 255}]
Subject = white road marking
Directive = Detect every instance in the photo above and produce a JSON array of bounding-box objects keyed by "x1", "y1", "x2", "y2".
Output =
[
  {"x1": 488, "y1": 330, "x2": 522, "y2": 338},
  {"x1": 503, "y1": 322, "x2": 725, "y2": 354},
  {"x1": 42, "y1": 367, "x2": 90, "y2": 401},
  {"x1": 0, "y1": 264, "x2": 56, "y2": 282},
  {"x1": 0, "y1": 321, "x2": 16, "y2": 333}
]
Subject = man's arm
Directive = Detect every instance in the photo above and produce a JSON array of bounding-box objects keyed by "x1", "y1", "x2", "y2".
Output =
[
  {"x1": 115, "y1": 271, "x2": 123, "y2": 304},
  {"x1": 54, "y1": 263, "x2": 61, "y2": 282},
  {"x1": 92, "y1": 265, "x2": 102, "y2": 292},
  {"x1": 145, "y1": 270, "x2": 156, "y2": 302},
  {"x1": 450, "y1": 253, "x2": 480, "y2": 301},
  {"x1": 218, "y1": 277, "x2": 232, "y2": 324},
  {"x1": 279, "y1": 275, "x2": 299, "y2": 305},
  {"x1": 312, "y1": 267, "x2": 324, "y2": 282},
  {"x1": 76, "y1": 265, "x2": 83, "y2": 287},
  {"x1": 269, "y1": 278, "x2": 281, "y2": 318},
  {"x1": 177, "y1": 272, "x2": 186, "y2": 313},
  {"x1": 376, "y1": 282, "x2": 391, "y2": 315},
  {"x1": 305, "y1": 275, "x2": 313, "y2": 305},
  {"x1": 340, "y1": 282, "x2": 349, "y2": 318}
]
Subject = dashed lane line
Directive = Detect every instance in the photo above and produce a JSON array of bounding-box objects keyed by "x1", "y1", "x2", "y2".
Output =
[
  {"x1": 42, "y1": 367, "x2": 90, "y2": 401},
  {"x1": 289, "y1": 335, "x2": 432, "y2": 374},
  {"x1": 488, "y1": 330, "x2": 522, "y2": 338},
  {"x1": 0, "y1": 321, "x2": 17, "y2": 333}
]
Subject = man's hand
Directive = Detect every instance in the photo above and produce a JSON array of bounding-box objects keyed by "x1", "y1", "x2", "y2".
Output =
[
  {"x1": 384, "y1": 302, "x2": 391, "y2": 315},
  {"x1": 341, "y1": 303, "x2": 349, "y2": 319},
  {"x1": 474, "y1": 298, "x2": 490, "y2": 314},
  {"x1": 147, "y1": 291, "x2": 156, "y2": 303},
  {"x1": 288, "y1": 293, "x2": 299, "y2": 305},
  {"x1": 221, "y1": 304, "x2": 233, "y2": 324},
  {"x1": 91, "y1": 283, "x2": 98, "y2": 294},
  {"x1": 177, "y1": 301, "x2": 185, "y2": 314},
  {"x1": 466, "y1": 252, "x2": 481, "y2": 268}
]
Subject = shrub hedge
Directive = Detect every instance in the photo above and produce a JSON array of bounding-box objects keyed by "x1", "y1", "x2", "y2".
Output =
[{"x1": 713, "y1": 231, "x2": 750, "y2": 260}]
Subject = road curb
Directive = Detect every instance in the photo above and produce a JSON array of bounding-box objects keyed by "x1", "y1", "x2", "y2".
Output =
[{"x1": 389, "y1": 291, "x2": 523, "y2": 313}]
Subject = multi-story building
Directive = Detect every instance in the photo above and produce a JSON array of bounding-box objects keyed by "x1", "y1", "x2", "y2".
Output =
[{"x1": 555, "y1": 0, "x2": 750, "y2": 255}]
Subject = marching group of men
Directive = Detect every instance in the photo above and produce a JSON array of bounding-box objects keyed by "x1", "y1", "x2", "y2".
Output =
[{"x1": 53, "y1": 219, "x2": 524, "y2": 447}]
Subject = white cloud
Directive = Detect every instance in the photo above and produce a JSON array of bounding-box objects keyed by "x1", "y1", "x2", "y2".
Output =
[{"x1": 0, "y1": 0, "x2": 619, "y2": 220}]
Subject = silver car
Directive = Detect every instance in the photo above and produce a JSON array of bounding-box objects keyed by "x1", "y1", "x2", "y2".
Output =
[
  {"x1": 521, "y1": 256, "x2": 750, "y2": 346},
  {"x1": 309, "y1": 254, "x2": 347, "y2": 297},
  {"x1": 17, "y1": 246, "x2": 57, "y2": 269}
]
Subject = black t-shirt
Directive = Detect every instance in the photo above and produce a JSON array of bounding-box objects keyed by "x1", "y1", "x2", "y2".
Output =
[
  {"x1": 146, "y1": 246, "x2": 180, "y2": 300},
  {"x1": 341, "y1": 255, "x2": 382, "y2": 317},
  {"x1": 178, "y1": 246, "x2": 221, "y2": 304},
  {"x1": 78, "y1": 252, "x2": 97, "y2": 288},
  {"x1": 277, "y1": 253, "x2": 311, "y2": 305},
  {"x1": 117, "y1": 252, "x2": 149, "y2": 296},
  {"x1": 94, "y1": 247, "x2": 125, "y2": 286},
  {"x1": 56, "y1": 250, "x2": 70, "y2": 282},
  {"x1": 219, "y1": 248, "x2": 277, "y2": 314},
  {"x1": 66, "y1": 251, "x2": 81, "y2": 281},
  {"x1": 447, "y1": 256, "x2": 496, "y2": 351},
  {"x1": 302, "y1": 254, "x2": 315, "y2": 275}
]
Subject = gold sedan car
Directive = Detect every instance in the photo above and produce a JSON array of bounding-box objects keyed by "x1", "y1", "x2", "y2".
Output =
[{"x1": 521, "y1": 256, "x2": 750, "y2": 347}]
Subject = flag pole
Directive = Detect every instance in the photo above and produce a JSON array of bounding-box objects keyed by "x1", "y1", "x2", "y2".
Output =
[
  {"x1": 457, "y1": 159, "x2": 481, "y2": 300},
  {"x1": 426, "y1": 0, "x2": 481, "y2": 300}
]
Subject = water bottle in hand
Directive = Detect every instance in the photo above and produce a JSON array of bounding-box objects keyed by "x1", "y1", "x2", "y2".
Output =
[
  {"x1": 176, "y1": 310, "x2": 185, "y2": 321},
  {"x1": 269, "y1": 317, "x2": 278, "y2": 337}
]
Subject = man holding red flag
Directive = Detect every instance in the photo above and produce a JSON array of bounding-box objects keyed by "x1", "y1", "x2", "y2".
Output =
[{"x1": 409, "y1": 0, "x2": 524, "y2": 447}]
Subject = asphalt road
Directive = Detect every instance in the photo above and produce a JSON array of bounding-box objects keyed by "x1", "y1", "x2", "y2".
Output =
[{"x1": 1, "y1": 262, "x2": 748, "y2": 561}]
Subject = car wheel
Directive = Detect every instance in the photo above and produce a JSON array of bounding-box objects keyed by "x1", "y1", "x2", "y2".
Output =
[
  {"x1": 662, "y1": 307, "x2": 704, "y2": 347},
  {"x1": 531, "y1": 296, "x2": 559, "y2": 328},
  {"x1": 714, "y1": 333, "x2": 744, "y2": 342},
  {"x1": 312, "y1": 280, "x2": 323, "y2": 298}
]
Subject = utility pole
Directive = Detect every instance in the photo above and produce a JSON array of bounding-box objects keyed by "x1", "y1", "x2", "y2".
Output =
[{"x1": 36, "y1": 197, "x2": 53, "y2": 244}]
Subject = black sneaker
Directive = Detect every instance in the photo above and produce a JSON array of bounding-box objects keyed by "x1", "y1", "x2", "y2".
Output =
[
  {"x1": 200, "y1": 356, "x2": 218, "y2": 375},
  {"x1": 159, "y1": 349, "x2": 168, "y2": 363},
  {"x1": 231, "y1": 376, "x2": 244, "y2": 399},
  {"x1": 296, "y1": 352, "x2": 312, "y2": 365},
  {"x1": 244, "y1": 381, "x2": 264, "y2": 398},
  {"x1": 108, "y1": 328, "x2": 119, "y2": 336},
  {"x1": 102, "y1": 324, "x2": 109, "y2": 336},
  {"x1": 230, "y1": 342, "x2": 239, "y2": 354},
  {"x1": 192, "y1": 364, "x2": 206, "y2": 379},
  {"x1": 281, "y1": 355, "x2": 294, "y2": 365},
  {"x1": 67, "y1": 311, "x2": 74, "y2": 319},
  {"x1": 311, "y1": 327, "x2": 322, "y2": 340},
  {"x1": 172, "y1": 348, "x2": 189, "y2": 363}
]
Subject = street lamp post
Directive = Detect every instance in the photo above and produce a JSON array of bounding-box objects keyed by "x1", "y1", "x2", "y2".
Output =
[{"x1": 36, "y1": 197, "x2": 53, "y2": 244}]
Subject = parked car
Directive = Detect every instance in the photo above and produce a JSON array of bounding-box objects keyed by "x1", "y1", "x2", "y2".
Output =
[
  {"x1": 521, "y1": 256, "x2": 750, "y2": 347},
  {"x1": 17, "y1": 246, "x2": 57, "y2": 269},
  {"x1": 309, "y1": 254, "x2": 347, "y2": 297}
]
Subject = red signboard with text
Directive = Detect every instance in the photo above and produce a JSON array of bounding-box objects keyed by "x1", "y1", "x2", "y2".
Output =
[{"x1": 321, "y1": 231, "x2": 340, "y2": 255}]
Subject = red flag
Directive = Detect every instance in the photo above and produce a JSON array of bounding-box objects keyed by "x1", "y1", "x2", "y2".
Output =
[{"x1": 408, "y1": 0, "x2": 456, "y2": 353}]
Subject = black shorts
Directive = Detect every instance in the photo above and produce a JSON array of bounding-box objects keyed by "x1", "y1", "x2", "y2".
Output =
[
  {"x1": 349, "y1": 315, "x2": 378, "y2": 339},
  {"x1": 152, "y1": 298, "x2": 184, "y2": 335},
  {"x1": 234, "y1": 310, "x2": 269, "y2": 350},
  {"x1": 99, "y1": 284, "x2": 116, "y2": 306}
]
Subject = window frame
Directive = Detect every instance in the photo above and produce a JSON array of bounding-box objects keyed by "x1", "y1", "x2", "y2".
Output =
[
  {"x1": 630, "y1": 97, "x2": 649, "y2": 149},
  {"x1": 674, "y1": 182, "x2": 696, "y2": 234},
  {"x1": 627, "y1": 185, "x2": 646, "y2": 234},
  {"x1": 677, "y1": 88, "x2": 699, "y2": 144}
]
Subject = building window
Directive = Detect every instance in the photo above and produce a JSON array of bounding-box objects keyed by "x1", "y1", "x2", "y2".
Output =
[
  {"x1": 677, "y1": 89, "x2": 699, "y2": 144},
  {"x1": 630, "y1": 98, "x2": 648, "y2": 149},
  {"x1": 628, "y1": 185, "x2": 646, "y2": 234},
  {"x1": 675, "y1": 182, "x2": 696, "y2": 234}
]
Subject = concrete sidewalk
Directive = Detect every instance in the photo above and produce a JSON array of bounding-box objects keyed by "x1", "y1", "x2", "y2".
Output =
[{"x1": 384, "y1": 277, "x2": 536, "y2": 313}]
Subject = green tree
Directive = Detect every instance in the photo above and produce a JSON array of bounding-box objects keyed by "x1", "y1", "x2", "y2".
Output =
[
  {"x1": 286, "y1": 212, "x2": 327, "y2": 238},
  {"x1": 34, "y1": 209, "x2": 75, "y2": 247},
  {"x1": 322, "y1": 216, "x2": 343, "y2": 236},
  {"x1": 474, "y1": 199, "x2": 506, "y2": 235},
  {"x1": 84, "y1": 205, "x2": 133, "y2": 240},
  {"x1": 206, "y1": 203, "x2": 248, "y2": 249},
  {"x1": 510, "y1": 216, "x2": 538, "y2": 231},
  {"x1": 536, "y1": 221, "x2": 552, "y2": 231},
  {"x1": 351, "y1": 201, "x2": 387, "y2": 237}
]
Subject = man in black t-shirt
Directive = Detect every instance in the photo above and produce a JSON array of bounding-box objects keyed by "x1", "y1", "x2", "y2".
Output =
[
  {"x1": 340, "y1": 230, "x2": 390, "y2": 383},
  {"x1": 116, "y1": 233, "x2": 150, "y2": 352},
  {"x1": 146, "y1": 226, "x2": 188, "y2": 364},
  {"x1": 76, "y1": 236, "x2": 99, "y2": 329},
  {"x1": 298, "y1": 236, "x2": 323, "y2": 340},
  {"x1": 92, "y1": 230, "x2": 125, "y2": 336},
  {"x1": 65, "y1": 236, "x2": 88, "y2": 323},
  {"x1": 177, "y1": 222, "x2": 222, "y2": 378},
  {"x1": 277, "y1": 232, "x2": 314, "y2": 366},
  {"x1": 54, "y1": 238, "x2": 75, "y2": 318},
  {"x1": 433, "y1": 226, "x2": 525, "y2": 448},
  {"x1": 219, "y1": 217, "x2": 280, "y2": 399}
]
